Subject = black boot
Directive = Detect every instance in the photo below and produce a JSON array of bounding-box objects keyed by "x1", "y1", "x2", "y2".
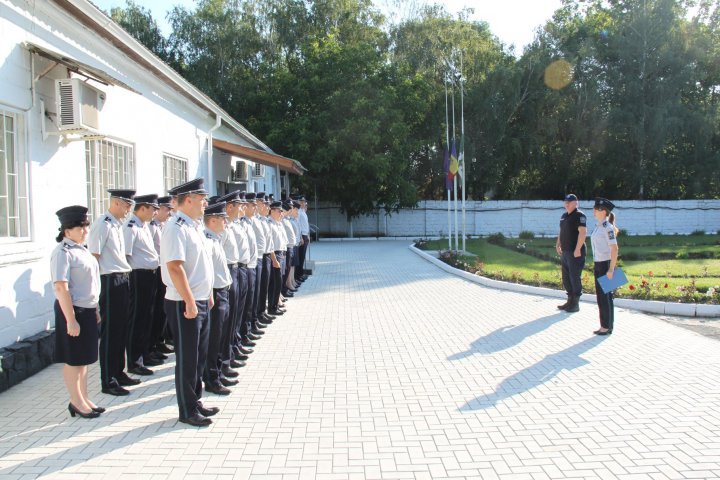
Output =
[
  {"x1": 557, "y1": 295, "x2": 571, "y2": 310},
  {"x1": 565, "y1": 295, "x2": 580, "y2": 313}
]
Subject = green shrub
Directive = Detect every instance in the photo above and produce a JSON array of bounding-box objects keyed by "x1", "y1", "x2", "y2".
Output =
[
  {"x1": 519, "y1": 230, "x2": 535, "y2": 240},
  {"x1": 618, "y1": 228, "x2": 629, "y2": 236},
  {"x1": 675, "y1": 249, "x2": 689, "y2": 259},
  {"x1": 487, "y1": 232, "x2": 506, "y2": 246},
  {"x1": 622, "y1": 252, "x2": 640, "y2": 261},
  {"x1": 691, "y1": 229, "x2": 706, "y2": 236}
]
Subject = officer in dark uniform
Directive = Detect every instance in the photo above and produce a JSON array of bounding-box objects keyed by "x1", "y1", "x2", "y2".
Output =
[
  {"x1": 160, "y1": 178, "x2": 218, "y2": 427},
  {"x1": 556, "y1": 194, "x2": 587, "y2": 313},
  {"x1": 88, "y1": 189, "x2": 139, "y2": 396},
  {"x1": 124, "y1": 194, "x2": 161, "y2": 376},
  {"x1": 149, "y1": 196, "x2": 174, "y2": 356}
]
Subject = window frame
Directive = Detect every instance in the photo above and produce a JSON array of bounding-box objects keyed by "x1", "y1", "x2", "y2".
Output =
[
  {"x1": 0, "y1": 106, "x2": 30, "y2": 243},
  {"x1": 163, "y1": 153, "x2": 188, "y2": 194},
  {"x1": 85, "y1": 137, "x2": 136, "y2": 220}
]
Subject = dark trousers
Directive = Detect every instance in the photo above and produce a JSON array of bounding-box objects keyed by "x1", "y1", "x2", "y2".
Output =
[
  {"x1": 204, "y1": 288, "x2": 229, "y2": 387},
  {"x1": 127, "y1": 269, "x2": 157, "y2": 366},
  {"x1": 149, "y1": 267, "x2": 168, "y2": 348},
  {"x1": 594, "y1": 261, "x2": 615, "y2": 330},
  {"x1": 99, "y1": 272, "x2": 130, "y2": 387},
  {"x1": 228, "y1": 267, "x2": 248, "y2": 359},
  {"x1": 253, "y1": 262, "x2": 263, "y2": 319},
  {"x1": 165, "y1": 299, "x2": 209, "y2": 419},
  {"x1": 242, "y1": 266, "x2": 257, "y2": 337},
  {"x1": 257, "y1": 254, "x2": 271, "y2": 316},
  {"x1": 270, "y1": 253, "x2": 284, "y2": 310},
  {"x1": 282, "y1": 247, "x2": 293, "y2": 289},
  {"x1": 561, "y1": 251, "x2": 585, "y2": 296},
  {"x1": 221, "y1": 265, "x2": 239, "y2": 363},
  {"x1": 296, "y1": 235, "x2": 309, "y2": 279}
]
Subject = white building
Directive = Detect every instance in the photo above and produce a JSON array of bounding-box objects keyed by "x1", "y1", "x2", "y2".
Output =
[{"x1": 0, "y1": 0, "x2": 305, "y2": 349}]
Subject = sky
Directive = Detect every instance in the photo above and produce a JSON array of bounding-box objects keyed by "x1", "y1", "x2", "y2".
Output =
[{"x1": 92, "y1": 0, "x2": 563, "y2": 54}]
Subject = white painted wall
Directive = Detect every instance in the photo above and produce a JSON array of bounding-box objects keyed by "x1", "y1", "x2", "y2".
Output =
[{"x1": 311, "y1": 200, "x2": 720, "y2": 238}]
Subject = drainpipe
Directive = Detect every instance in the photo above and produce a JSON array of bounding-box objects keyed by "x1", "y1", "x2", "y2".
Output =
[{"x1": 207, "y1": 114, "x2": 222, "y2": 194}]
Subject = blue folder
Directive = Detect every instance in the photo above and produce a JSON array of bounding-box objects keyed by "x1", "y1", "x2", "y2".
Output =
[{"x1": 597, "y1": 267, "x2": 628, "y2": 293}]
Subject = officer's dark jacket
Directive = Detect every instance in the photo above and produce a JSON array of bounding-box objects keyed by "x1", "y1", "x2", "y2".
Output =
[{"x1": 559, "y1": 209, "x2": 587, "y2": 252}]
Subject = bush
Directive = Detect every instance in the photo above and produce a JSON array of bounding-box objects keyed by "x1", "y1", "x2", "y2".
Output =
[
  {"x1": 519, "y1": 230, "x2": 535, "y2": 240},
  {"x1": 487, "y1": 232, "x2": 506, "y2": 246},
  {"x1": 621, "y1": 252, "x2": 640, "y2": 261},
  {"x1": 691, "y1": 229, "x2": 706, "y2": 236},
  {"x1": 618, "y1": 228, "x2": 629, "y2": 236},
  {"x1": 675, "y1": 249, "x2": 689, "y2": 260}
]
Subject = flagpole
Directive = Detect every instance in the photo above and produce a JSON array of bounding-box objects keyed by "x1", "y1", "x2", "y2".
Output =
[
  {"x1": 451, "y1": 76, "x2": 458, "y2": 252},
  {"x1": 444, "y1": 75, "x2": 451, "y2": 250},
  {"x1": 460, "y1": 50, "x2": 466, "y2": 254}
]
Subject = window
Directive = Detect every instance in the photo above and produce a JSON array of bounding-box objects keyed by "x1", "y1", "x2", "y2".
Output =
[
  {"x1": 0, "y1": 108, "x2": 29, "y2": 239},
  {"x1": 163, "y1": 154, "x2": 187, "y2": 194},
  {"x1": 85, "y1": 139, "x2": 135, "y2": 219}
]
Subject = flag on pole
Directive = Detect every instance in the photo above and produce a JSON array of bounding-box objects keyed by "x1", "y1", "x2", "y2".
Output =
[
  {"x1": 449, "y1": 138, "x2": 459, "y2": 180},
  {"x1": 443, "y1": 142, "x2": 452, "y2": 191},
  {"x1": 457, "y1": 133, "x2": 464, "y2": 181}
]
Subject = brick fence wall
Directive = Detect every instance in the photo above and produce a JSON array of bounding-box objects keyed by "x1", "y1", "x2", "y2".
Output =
[{"x1": 308, "y1": 200, "x2": 720, "y2": 238}]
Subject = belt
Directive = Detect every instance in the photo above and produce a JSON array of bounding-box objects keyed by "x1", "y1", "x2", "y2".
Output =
[
  {"x1": 214, "y1": 286, "x2": 230, "y2": 292},
  {"x1": 227, "y1": 263, "x2": 239, "y2": 268},
  {"x1": 274, "y1": 250, "x2": 284, "y2": 255},
  {"x1": 263, "y1": 253, "x2": 271, "y2": 258},
  {"x1": 73, "y1": 306, "x2": 97, "y2": 313},
  {"x1": 103, "y1": 272, "x2": 130, "y2": 279},
  {"x1": 239, "y1": 263, "x2": 248, "y2": 268}
]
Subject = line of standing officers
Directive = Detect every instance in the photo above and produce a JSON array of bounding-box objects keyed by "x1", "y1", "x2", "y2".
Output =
[{"x1": 51, "y1": 177, "x2": 311, "y2": 426}]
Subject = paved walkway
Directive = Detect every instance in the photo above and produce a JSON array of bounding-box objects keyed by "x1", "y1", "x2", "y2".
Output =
[{"x1": 0, "y1": 240, "x2": 719, "y2": 479}]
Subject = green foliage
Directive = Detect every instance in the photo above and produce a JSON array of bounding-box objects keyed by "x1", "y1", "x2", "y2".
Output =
[
  {"x1": 487, "y1": 232, "x2": 506, "y2": 245},
  {"x1": 519, "y1": 230, "x2": 535, "y2": 240}
]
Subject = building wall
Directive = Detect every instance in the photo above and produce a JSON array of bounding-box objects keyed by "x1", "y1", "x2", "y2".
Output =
[
  {"x1": 0, "y1": 0, "x2": 271, "y2": 347},
  {"x1": 311, "y1": 200, "x2": 720, "y2": 238}
]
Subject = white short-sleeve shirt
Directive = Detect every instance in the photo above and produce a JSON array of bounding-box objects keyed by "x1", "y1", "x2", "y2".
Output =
[
  {"x1": 50, "y1": 239, "x2": 101, "y2": 308},
  {"x1": 87, "y1": 212, "x2": 132, "y2": 274}
]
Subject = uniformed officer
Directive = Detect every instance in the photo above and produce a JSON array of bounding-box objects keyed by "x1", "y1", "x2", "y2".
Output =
[
  {"x1": 239, "y1": 192, "x2": 262, "y2": 350},
  {"x1": 295, "y1": 195, "x2": 310, "y2": 283},
  {"x1": 160, "y1": 178, "x2": 218, "y2": 426},
  {"x1": 202, "y1": 201, "x2": 233, "y2": 395},
  {"x1": 52, "y1": 205, "x2": 103, "y2": 418},
  {"x1": 555, "y1": 194, "x2": 587, "y2": 313},
  {"x1": 215, "y1": 191, "x2": 245, "y2": 383},
  {"x1": 287, "y1": 200, "x2": 303, "y2": 292},
  {"x1": 268, "y1": 201, "x2": 288, "y2": 315},
  {"x1": 149, "y1": 196, "x2": 174, "y2": 356},
  {"x1": 591, "y1": 198, "x2": 619, "y2": 335},
  {"x1": 254, "y1": 193, "x2": 278, "y2": 324},
  {"x1": 88, "y1": 189, "x2": 138, "y2": 396},
  {"x1": 124, "y1": 194, "x2": 161, "y2": 376},
  {"x1": 281, "y1": 201, "x2": 297, "y2": 298}
]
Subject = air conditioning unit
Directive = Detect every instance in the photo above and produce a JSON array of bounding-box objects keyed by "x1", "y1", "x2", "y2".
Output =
[
  {"x1": 55, "y1": 78, "x2": 104, "y2": 133},
  {"x1": 231, "y1": 160, "x2": 248, "y2": 182},
  {"x1": 252, "y1": 163, "x2": 266, "y2": 177}
]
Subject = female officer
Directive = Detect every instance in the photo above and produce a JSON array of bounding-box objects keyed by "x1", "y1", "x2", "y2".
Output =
[
  {"x1": 51, "y1": 205, "x2": 103, "y2": 418},
  {"x1": 590, "y1": 198, "x2": 619, "y2": 335}
]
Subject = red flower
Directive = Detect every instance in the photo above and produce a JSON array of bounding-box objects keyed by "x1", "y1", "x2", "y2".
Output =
[
  {"x1": 648, "y1": 271, "x2": 654, "y2": 277},
  {"x1": 664, "y1": 283, "x2": 669, "y2": 288},
  {"x1": 629, "y1": 284, "x2": 636, "y2": 290}
]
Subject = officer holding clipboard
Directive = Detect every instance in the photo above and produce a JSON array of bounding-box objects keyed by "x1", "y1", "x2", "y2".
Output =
[{"x1": 590, "y1": 198, "x2": 620, "y2": 335}]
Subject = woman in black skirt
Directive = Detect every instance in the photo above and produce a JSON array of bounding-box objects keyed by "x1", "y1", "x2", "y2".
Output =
[{"x1": 51, "y1": 206, "x2": 103, "y2": 418}]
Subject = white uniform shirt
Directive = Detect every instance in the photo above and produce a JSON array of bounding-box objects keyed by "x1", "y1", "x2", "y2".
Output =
[
  {"x1": 50, "y1": 239, "x2": 101, "y2": 308},
  {"x1": 220, "y1": 225, "x2": 240, "y2": 264},
  {"x1": 230, "y1": 220, "x2": 251, "y2": 265},
  {"x1": 204, "y1": 228, "x2": 233, "y2": 289},
  {"x1": 269, "y1": 218, "x2": 287, "y2": 252},
  {"x1": 591, "y1": 220, "x2": 618, "y2": 262},
  {"x1": 88, "y1": 212, "x2": 132, "y2": 274},
  {"x1": 240, "y1": 217, "x2": 259, "y2": 268},
  {"x1": 149, "y1": 219, "x2": 162, "y2": 255},
  {"x1": 123, "y1": 214, "x2": 160, "y2": 270},
  {"x1": 250, "y1": 216, "x2": 267, "y2": 257},
  {"x1": 290, "y1": 217, "x2": 301, "y2": 246},
  {"x1": 283, "y1": 217, "x2": 297, "y2": 248},
  {"x1": 160, "y1": 211, "x2": 213, "y2": 302},
  {"x1": 261, "y1": 216, "x2": 273, "y2": 254},
  {"x1": 298, "y1": 208, "x2": 310, "y2": 236}
]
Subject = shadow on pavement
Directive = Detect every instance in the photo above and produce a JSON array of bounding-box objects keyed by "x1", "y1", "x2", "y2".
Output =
[
  {"x1": 448, "y1": 313, "x2": 568, "y2": 360},
  {"x1": 459, "y1": 336, "x2": 608, "y2": 411}
]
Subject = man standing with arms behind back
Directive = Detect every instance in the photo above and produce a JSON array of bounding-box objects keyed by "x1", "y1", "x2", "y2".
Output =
[{"x1": 556, "y1": 194, "x2": 587, "y2": 313}]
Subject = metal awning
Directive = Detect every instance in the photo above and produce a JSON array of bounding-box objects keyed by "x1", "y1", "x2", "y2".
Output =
[
  {"x1": 213, "y1": 139, "x2": 306, "y2": 176},
  {"x1": 24, "y1": 42, "x2": 138, "y2": 93}
]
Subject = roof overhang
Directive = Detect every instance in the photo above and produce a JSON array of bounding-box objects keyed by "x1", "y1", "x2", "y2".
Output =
[
  {"x1": 25, "y1": 42, "x2": 138, "y2": 92},
  {"x1": 213, "y1": 139, "x2": 306, "y2": 176}
]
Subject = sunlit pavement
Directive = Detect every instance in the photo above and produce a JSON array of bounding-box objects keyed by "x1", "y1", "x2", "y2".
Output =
[{"x1": 1, "y1": 240, "x2": 718, "y2": 479}]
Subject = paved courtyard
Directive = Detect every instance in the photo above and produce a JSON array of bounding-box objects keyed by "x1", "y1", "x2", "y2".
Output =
[{"x1": 0, "y1": 240, "x2": 719, "y2": 479}]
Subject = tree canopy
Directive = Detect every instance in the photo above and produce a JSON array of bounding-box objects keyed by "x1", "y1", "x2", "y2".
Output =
[{"x1": 110, "y1": 0, "x2": 720, "y2": 218}]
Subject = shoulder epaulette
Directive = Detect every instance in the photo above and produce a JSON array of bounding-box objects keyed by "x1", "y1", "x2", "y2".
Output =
[
  {"x1": 104, "y1": 216, "x2": 112, "y2": 223},
  {"x1": 205, "y1": 232, "x2": 212, "y2": 239},
  {"x1": 61, "y1": 242, "x2": 71, "y2": 251},
  {"x1": 175, "y1": 217, "x2": 186, "y2": 226},
  {"x1": 602, "y1": 220, "x2": 608, "y2": 227},
  {"x1": 127, "y1": 220, "x2": 136, "y2": 227}
]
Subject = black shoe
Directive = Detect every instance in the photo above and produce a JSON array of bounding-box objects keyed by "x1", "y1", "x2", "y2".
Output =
[
  {"x1": 261, "y1": 314, "x2": 274, "y2": 323},
  {"x1": 557, "y1": 299, "x2": 570, "y2": 310},
  {"x1": 198, "y1": 405, "x2": 220, "y2": 417},
  {"x1": 247, "y1": 333, "x2": 261, "y2": 341},
  {"x1": 220, "y1": 377, "x2": 239, "y2": 387},
  {"x1": 242, "y1": 338, "x2": 256, "y2": 348},
  {"x1": 91, "y1": 406, "x2": 106, "y2": 413},
  {"x1": 156, "y1": 343, "x2": 174, "y2": 354},
  {"x1": 250, "y1": 328, "x2": 265, "y2": 336},
  {"x1": 205, "y1": 384, "x2": 231, "y2": 396},
  {"x1": 116, "y1": 372, "x2": 141, "y2": 386},
  {"x1": 178, "y1": 414, "x2": 212, "y2": 427},
  {"x1": 231, "y1": 358, "x2": 247, "y2": 367},
  {"x1": 565, "y1": 297, "x2": 580, "y2": 313},
  {"x1": 221, "y1": 366, "x2": 239, "y2": 378},
  {"x1": 256, "y1": 321, "x2": 270, "y2": 328},
  {"x1": 143, "y1": 357, "x2": 164, "y2": 367},
  {"x1": 595, "y1": 330, "x2": 611, "y2": 336},
  {"x1": 128, "y1": 365, "x2": 154, "y2": 376},
  {"x1": 150, "y1": 351, "x2": 168, "y2": 360},
  {"x1": 238, "y1": 345, "x2": 254, "y2": 355},
  {"x1": 102, "y1": 383, "x2": 130, "y2": 396},
  {"x1": 68, "y1": 403, "x2": 100, "y2": 418},
  {"x1": 268, "y1": 309, "x2": 284, "y2": 316}
]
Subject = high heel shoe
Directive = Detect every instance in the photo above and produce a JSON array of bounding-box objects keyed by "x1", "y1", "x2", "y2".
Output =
[
  {"x1": 68, "y1": 403, "x2": 100, "y2": 418},
  {"x1": 91, "y1": 406, "x2": 106, "y2": 413}
]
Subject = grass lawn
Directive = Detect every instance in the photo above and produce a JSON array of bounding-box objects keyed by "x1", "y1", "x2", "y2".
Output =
[{"x1": 421, "y1": 235, "x2": 720, "y2": 303}]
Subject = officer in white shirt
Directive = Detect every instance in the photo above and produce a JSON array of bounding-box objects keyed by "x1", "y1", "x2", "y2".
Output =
[
  {"x1": 88, "y1": 189, "x2": 137, "y2": 396},
  {"x1": 239, "y1": 192, "x2": 263, "y2": 349},
  {"x1": 149, "y1": 196, "x2": 174, "y2": 357},
  {"x1": 295, "y1": 195, "x2": 310, "y2": 283},
  {"x1": 123, "y1": 194, "x2": 161, "y2": 376},
  {"x1": 268, "y1": 201, "x2": 288, "y2": 315},
  {"x1": 160, "y1": 178, "x2": 217, "y2": 427}
]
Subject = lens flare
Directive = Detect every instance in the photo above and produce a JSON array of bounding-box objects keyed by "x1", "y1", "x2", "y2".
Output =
[{"x1": 544, "y1": 59, "x2": 573, "y2": 90}]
